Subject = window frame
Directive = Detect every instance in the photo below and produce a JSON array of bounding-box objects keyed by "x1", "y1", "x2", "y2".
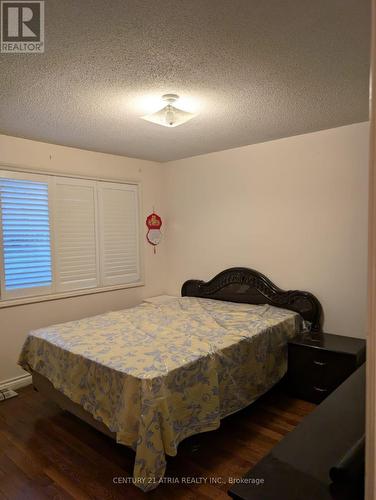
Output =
[{"x1": 0, "y1": 165, "x2": 144, "y2": 307}]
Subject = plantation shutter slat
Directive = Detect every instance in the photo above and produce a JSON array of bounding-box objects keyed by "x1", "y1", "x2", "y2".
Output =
[
  {"x1": 98, "y1": 183, "x2": 140, "y2": 286},
  {"x1": 0, "y1": 176, "x2": 52, "y2": 298},
  {"x1": 54, "y1": 179, "x2": 98, "y2": 292}
]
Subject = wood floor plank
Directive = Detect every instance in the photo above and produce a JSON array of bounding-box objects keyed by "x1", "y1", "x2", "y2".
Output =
[{"x1": 0, "y1": 384, "x2": 315, "y2": 499}]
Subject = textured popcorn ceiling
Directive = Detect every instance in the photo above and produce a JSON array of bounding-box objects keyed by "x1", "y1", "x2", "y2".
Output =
[{"x1": 0, "y1": 0, "x2": 370, "y2": 162}]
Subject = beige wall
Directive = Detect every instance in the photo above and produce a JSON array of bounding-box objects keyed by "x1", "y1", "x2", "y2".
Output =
[
  {"x1": 0, "y1": 122, "x2": 370, "y2": 383},
  {"x1": 0, "y1": 134, "x2": 167, "y2": 383},
  {"x1": 165, "y1": 122, "x2": 370, "y2": 338}
]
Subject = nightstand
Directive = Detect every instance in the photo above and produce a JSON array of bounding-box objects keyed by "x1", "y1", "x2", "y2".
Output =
[{"x1": 286, "y1": 332, "x2": 366, "y2": 404}]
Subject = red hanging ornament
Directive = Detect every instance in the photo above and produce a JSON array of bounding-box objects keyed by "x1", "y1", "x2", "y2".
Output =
[{"x1": 146, "y1": 212, "x2": 162, "y2": 253}]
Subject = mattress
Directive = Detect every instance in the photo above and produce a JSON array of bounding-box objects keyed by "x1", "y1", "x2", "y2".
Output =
[{"x1": 19, "y1": 297, "x2": 300, "y2": 491}]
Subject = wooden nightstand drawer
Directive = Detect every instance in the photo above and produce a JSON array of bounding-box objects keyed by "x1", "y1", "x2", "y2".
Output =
[
  {"x1": 286, "y1": 333, "x2": 365, "y2": 404},
  {"x1": 302, "y1": 384, "x2": 330, "y2": 404},
  {"x1": 317, "y1": 351, "x2": 355, "y2": 389}
]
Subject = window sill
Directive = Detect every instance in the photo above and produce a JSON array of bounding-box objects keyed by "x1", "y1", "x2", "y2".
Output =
[{"x1": 0, "y1": 282, "x2": 145, "y2": 309}]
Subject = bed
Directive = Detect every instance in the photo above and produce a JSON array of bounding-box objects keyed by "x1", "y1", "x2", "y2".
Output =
[{"x1": 19, "y1": 267, "x2": 322, "y2": 491}]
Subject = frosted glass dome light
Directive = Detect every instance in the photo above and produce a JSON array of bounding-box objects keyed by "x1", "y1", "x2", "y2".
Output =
[{"x1": 141, "y1": 94, "x2": 195, "y2": 128}]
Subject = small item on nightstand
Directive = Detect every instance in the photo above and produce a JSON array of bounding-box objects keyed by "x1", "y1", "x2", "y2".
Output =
[{"x1": 286, "y1": 332, "x2": 366, "y2": 404}]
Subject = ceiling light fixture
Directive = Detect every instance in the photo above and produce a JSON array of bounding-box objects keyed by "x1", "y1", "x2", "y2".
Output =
[{"x1": 141, "y1": 94, "x2": 195, "y2": 128}]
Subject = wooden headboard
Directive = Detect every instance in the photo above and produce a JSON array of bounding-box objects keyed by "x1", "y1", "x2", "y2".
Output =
[{"x1": 181, "y1": 267, "x2": 323, "y2": 332}]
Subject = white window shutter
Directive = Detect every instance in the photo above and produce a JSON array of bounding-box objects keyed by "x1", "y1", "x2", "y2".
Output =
[
  {"x1": 97, "y1": 182, "x2": 140, "y2": 286},
  {"x1": 0, "y1": 172, "x2": 53, "y2": 299},
  {"x1": 54, "y1": 178, "x2": 98, "y2": 292}
]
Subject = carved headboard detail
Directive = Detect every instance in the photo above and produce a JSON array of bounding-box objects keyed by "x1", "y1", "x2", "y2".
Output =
[{"x1": 181, "y1": 267, "x2": 323, "y2": 332}]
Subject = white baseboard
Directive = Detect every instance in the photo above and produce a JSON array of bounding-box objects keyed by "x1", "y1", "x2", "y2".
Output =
[{"x1": 0, "y1": 373, "x2": 32, "y2": 391}]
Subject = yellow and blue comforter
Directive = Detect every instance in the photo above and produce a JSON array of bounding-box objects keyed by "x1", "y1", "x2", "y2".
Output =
[{"x1": 19, "y1": 297, "x2": 300, "y2": 491}]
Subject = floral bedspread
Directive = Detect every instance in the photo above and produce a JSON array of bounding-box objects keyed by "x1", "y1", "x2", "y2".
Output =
[{"x1": 19, "y1": 297, "x2": 300, "y2": 491}]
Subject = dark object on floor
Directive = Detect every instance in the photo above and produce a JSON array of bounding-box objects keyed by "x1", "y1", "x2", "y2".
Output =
[
  {"x1": 286, "y1": 332, "x2": 366, "y2": 403},
  {"x1": 228, "y1": 365, "x2": 365, "y2": 500},
  {"x1": 329, "y1": 436, "x2": 365, "y2": 483},
  {"x1": 328, "y1": 436, "x2": 365, "y2": 500}
]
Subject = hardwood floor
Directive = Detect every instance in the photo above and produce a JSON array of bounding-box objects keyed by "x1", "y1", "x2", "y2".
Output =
[{"x1": 0, "y1": 384, "x2": 315, "y2": 499}]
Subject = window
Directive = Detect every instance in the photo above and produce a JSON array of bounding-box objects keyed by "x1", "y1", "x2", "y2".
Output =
[
  {"x1": 0, "y1": 172, "x2": 53, "y2": 299},
  {"x1": 0, "y1": 170, "x2": 141, "y2": 302}
]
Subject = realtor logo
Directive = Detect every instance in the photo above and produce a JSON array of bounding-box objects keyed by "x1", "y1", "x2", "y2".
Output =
[{"x1": 1, "y1": 1, "x2": 44, "y2": 53}]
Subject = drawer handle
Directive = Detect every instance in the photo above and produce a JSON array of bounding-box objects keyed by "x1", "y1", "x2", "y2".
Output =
[
  {"x1": 313, "y1": 360, "x2": 327, "y2": 367},
  {"x1": 313, "y1": 386, "x2": 328, "y2": 393}
]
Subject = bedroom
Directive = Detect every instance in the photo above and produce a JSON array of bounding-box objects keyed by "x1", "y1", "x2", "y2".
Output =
[{"x1": 0, "y1": 0, "x2": 374, "y2": 499}]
